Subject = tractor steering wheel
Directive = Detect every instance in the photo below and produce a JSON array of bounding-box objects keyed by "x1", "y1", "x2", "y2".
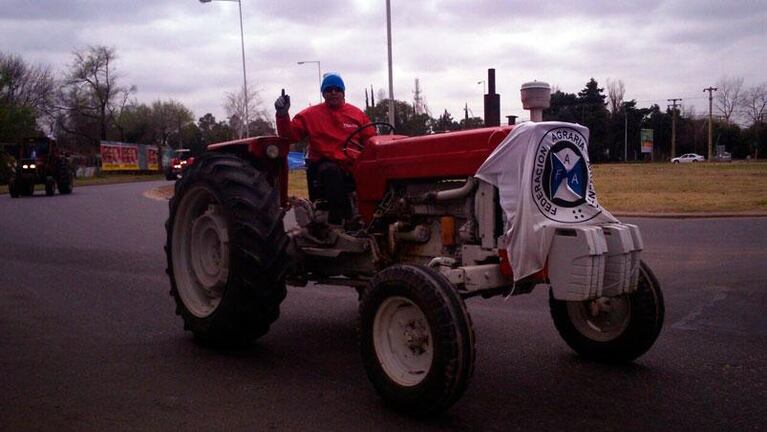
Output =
[{"x1": 342, "y1": 122, "x2": 395, "y2": 161}]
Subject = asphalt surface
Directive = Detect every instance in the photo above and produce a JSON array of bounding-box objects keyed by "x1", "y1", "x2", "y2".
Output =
[{"x1": 1, "y1": 181, "x2": 766, "y2": 431}]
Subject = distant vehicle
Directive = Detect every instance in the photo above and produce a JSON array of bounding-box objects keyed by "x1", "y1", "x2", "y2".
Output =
[
  {"x1": 8, "y1": 137, "x2": 73, "y2": 197},
  {"x1": 165, "y1": 149, "x2": 193, "y2": 180},
  {"x1": 714, "y1": 152, "x2": 732, "y2": 162},
  {"x1": 671, "y1": 153, "x2": 705, "y2": 164}
]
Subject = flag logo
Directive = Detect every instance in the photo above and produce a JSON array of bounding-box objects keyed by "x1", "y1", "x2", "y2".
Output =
[{"x1": 531, "y1": 127, "x2": 601, "y2": 222}]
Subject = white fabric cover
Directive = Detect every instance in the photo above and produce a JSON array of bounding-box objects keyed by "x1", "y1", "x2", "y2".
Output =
[{"x1": 475, "y1": 121, "x2": 618, "y2": 281}]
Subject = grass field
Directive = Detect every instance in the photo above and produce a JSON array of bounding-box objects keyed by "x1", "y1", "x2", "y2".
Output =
[
  {"x1": 4, "y1": 163, "x2": 766, "y2": 215},
  {"x1": 591, "y1": 161, "x2": 767, "y2": 214}
]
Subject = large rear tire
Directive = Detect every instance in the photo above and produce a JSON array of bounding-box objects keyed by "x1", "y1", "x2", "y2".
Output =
[
  {"x1": 549, "y1": 260, "x2": 664, "y2": 363},
  {"x1": 166, "y1": 153, "x2": 289, "y2": 347},
  {"x1": 359, "y1": 264, "x2": 475, "y2": 415}
]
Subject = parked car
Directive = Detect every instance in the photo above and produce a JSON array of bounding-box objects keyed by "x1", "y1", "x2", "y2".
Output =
[
  {"x1": 714, "y1": 152, "x2": 732, "y2": 162},
  {"x1": 671, "y1": 153, "x2": 705, "y2": 163}
]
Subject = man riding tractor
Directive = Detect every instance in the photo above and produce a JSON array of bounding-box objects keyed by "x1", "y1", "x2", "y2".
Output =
[{"x1": 275, "y1": 72, "x2": 376, "y2": 228}]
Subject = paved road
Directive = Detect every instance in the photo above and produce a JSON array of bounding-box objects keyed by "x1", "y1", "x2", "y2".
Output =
[{"x1": 1, "y1": 181, "x2": 765, "y2": 431}]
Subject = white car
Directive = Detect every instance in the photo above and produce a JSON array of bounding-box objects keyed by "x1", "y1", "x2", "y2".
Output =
[{"x1": 671, "y1": 153, "x2": 705, "y2": 163}]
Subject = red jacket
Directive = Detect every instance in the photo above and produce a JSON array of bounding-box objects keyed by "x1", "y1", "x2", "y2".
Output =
[{"x1": 276, "y1": 102, "x2": 375, "y2": 167}]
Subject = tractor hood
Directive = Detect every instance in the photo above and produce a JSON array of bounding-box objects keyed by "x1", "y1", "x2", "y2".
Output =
[
  {"x1": 354, "y1": 126, "x2": 514, "y2": 220},
  {"x1": 475, "y1": 121, "x2": 618, "y2": 281}
]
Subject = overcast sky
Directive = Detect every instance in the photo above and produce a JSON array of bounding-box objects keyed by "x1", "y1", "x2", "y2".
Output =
[{"x1": 2, "y1": 0, "x2": 766, "y2": 123}]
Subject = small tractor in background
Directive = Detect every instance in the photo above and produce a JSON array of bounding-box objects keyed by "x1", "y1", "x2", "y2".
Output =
[
  {"x1": 8, "y1": 137, "x2": 73, "y2": 198},
  {"x1": 165, "y1": 82, "x2": 664, "y2": 415},
  {"x1": 165, "y1": 148, "x2": 194, "y2": 180}
]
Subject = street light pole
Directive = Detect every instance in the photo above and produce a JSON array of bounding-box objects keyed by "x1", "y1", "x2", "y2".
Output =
[
  {"x1": 385, "y1": 0, "x2": 395, "y2": 127},
  {"x1": 477, "y1": 80, "x2": 486, "y2": 94},
  {"x1": 297, "y1": 60, "x2": 322, "y2": 103},
  {"x1": 199, "y1": 0, "x2": 249, "y2": 137}
]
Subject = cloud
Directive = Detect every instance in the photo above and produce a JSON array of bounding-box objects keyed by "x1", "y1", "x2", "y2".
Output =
[{"x1": 1, "y1": 0, "x2": 765, "y2": 123}]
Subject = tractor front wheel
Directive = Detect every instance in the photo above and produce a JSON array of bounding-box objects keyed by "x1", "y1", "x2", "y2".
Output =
[
  {"x1": 166, "y1": 153, "x2": 288, "y2": 347},
  {"x1": 56, "y1": 159, "x2": 73, "y2": 194},
  {"x1": 8, "y1": 180, "x2": 20, "y2": 198},
  {"x1": 359, "y1": 265, "x2": 475, "y2": 416},
  {"x1": 549, "y1": 260, "x2": 664, "y2": 363}
]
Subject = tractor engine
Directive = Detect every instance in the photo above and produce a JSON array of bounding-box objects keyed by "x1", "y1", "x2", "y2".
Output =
[{"x1": 368, "y1": 177, "x2": 514, "y2": 294}]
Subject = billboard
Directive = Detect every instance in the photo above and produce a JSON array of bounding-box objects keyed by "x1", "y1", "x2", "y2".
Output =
[
  {"x1": 100, "y1": 141, "x2": 161, "y2": 171},
  {"x1": 641, "y1": 129, "x2": 654, "y2": 154},
  {"x1": 147, "y1": 146, "x2": 159, "y2": 171}
]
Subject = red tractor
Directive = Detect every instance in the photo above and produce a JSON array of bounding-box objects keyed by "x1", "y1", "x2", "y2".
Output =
[
  {"x1": 8, "y1": 137, "x2": 73, "y2": 197},
  {"x1": 165, "y1": 148, "x2": 194, "y2": 180},
  {"x1": 165, "y1": 85, "x2": 664, "y2": 415}
]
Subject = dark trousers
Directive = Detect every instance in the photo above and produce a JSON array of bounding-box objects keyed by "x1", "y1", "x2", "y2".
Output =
[{"x1": 306, "y1": 159, "x2": 354, "y2": 225}]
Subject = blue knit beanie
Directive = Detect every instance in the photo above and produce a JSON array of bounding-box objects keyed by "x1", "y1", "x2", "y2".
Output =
[{"x1": 321, "y1": 72, "x2": 345, "y2": 93}]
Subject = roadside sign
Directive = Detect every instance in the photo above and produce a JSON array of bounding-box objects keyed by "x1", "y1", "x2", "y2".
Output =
[{"x1": 641, "y1": 129, "x2": 653, "y2": 154}]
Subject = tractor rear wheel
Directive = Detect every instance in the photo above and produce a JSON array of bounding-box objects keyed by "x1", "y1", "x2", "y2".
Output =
[
  {"x1": 359, "y1": 265, "x2": 475, "y2": 415},
  {"x1": 549, "y1": 260, "x2": 664, "y2": 363},
  {"x1": 56, "y1": 159, "x2": 73, "y2": 194},
  {"x1": 166, "y1": 153, "x2": 288, "y2": 347}
]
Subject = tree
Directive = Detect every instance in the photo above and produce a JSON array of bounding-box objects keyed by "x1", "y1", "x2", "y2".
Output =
[
  {"x1": 0, "y1": 52, "x2": 55, "y2": 142},
  {"x1": 544, "y1": 90, "x2": 579, "y2": 123},
  {"x1": 151, "y1": 99, "x2": 194, "y2": 149},
  {"x1": 198, "y1": 113, "x2": 234, "y2": 146},
  {"x1": 224, "y1": 84, "x2": 269, "y2": 138},
  {"x1": 715, "y1": 76, "x2": 744, "y2": 124},
  {"x1": 460, "y1": 116, "x2": 484, "y2": 130},
  {"x1": 366, "y1": 98, "x2": 433, "y2": 136},
  {"x1": 434, "y1": 109, "x2": 459, "y2": 132},
  {"x1": 606, "y1": 78, "x2": 625, "y2": 114},
  {"x1": 741, "y1": 83, "x2": 767, "y2": 126},
  {"x1": 116, "y1": 102, "x2": 154, "y2": 144},
  {"x1": 56, "y1": 46, "x2": 135, "y2": 149},
  {"x1": 577, "y1": 78, "x2": 610, "y2": 161}
]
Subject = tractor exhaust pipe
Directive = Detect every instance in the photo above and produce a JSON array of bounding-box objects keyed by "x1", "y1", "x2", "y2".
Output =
[{"x1": 484, "y1": 69, "x2": 500, "y2": 127}]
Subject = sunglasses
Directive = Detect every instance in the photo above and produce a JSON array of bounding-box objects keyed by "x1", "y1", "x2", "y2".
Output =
[{"x1": 323, "y1": 87, "x2": 343, "y2": 94}]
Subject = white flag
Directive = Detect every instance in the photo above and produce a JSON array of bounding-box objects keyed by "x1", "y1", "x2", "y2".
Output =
[{"x1": 475, "y1": 121, "x2": 618, "y2": 281}]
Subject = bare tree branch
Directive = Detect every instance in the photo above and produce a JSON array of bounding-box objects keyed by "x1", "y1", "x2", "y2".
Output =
[
  {"x1": 715, "y1": 76, "x2": 744, "y2": 124},
  {"x1": 606, "y1": 78, "x2": 625, "y2": 113}
]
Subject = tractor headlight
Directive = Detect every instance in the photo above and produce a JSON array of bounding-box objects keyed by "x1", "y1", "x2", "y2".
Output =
[
  {"x1": 265, "y1": 144, "x2": 280, "y2": 159},
  {"x1": 22, "y1": 164, "x2": 28, "y2": 169},
  {"x1": 30, "y1": 164, "x2": 36, "y2": 169}
]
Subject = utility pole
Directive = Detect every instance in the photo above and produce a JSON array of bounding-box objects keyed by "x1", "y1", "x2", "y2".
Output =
[
  {"x1": 668, "y1": 98, "x2": 682, "y2": 159},
  {"x1": 703, "y1": 87, "x2": 717, "y2": 161},
  {"x1": 623, "y1": 101, "x2": 629, "y2": 162}
]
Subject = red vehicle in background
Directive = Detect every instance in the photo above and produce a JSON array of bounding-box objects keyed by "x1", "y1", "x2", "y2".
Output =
[
  {"x1": 165, "y1": 149, "x2": 194, "y2": 180},
  {"x1": 8, "y1": 137, "x2": 73, "y2": 197}
]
